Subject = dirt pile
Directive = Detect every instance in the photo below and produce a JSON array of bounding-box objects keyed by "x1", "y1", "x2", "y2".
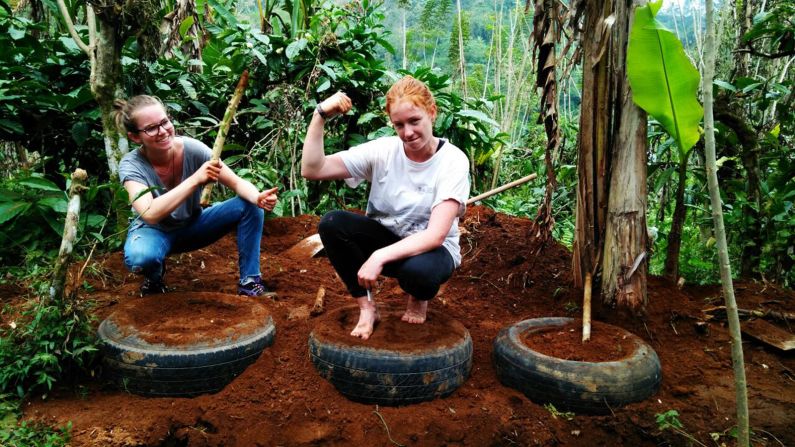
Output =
[{"x1": 12, "y1": 206, "x2": 795, "y2": 446}]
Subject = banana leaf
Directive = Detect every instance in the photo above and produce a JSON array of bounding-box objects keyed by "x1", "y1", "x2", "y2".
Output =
[{"x1": 627, "y1": 0, "x2": 702, "y2": 154}]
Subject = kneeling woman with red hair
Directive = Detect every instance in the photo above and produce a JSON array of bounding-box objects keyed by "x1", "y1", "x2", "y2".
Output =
[{"x1": 301, "y1": 76, "x2": 471, "y2": 340}]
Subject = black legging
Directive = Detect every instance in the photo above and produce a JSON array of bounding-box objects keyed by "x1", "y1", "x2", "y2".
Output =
[{"x1": 318, "y1": 210, "x2": 455, "y2": 301}]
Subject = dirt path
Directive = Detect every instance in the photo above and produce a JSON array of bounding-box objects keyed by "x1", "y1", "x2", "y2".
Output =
[{"x1": 16, "y1": 206, "x2": 795, "y2": 446}]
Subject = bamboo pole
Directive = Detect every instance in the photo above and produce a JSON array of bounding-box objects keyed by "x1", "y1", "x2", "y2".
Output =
[
  {"x1": 49, "y1": 169, "x2": 88, "y2": 303},
  {"x1": 582, "y1": 272, "x2": 592, "y2": 342},
  {"x1": 200, "y1": 69, "x2": 250, "y2": 206},
  {"x1": 466, "y1": 173, "x2": 537, "y2": 204}
]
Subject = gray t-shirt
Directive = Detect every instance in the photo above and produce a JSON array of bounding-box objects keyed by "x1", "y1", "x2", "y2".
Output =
[
  {"x1": 339, "y1": 136, "x2": 470, "y2": 266},
  {"x1": 118, "y1": 137, "x2": 211, "y2": 232}
]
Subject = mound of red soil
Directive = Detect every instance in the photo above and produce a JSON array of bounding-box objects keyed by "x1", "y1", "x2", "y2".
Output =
[
  {"x1": 105, "y1": 292, "x2": 271, "y2": 346},
  {"x1": 521, "y1": 320, "x2": 639, "y2": 363},
  {"x1": 12, "y1": 206, "x2": 795, "y2": 446},
  {"x1": 312, "y1": 305, "x2": 468, "y2": 351}
]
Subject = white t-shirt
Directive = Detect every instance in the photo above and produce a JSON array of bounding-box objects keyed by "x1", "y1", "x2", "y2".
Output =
[{"x1": 338, "y1": 136, "x2": 470, "y2": 266}]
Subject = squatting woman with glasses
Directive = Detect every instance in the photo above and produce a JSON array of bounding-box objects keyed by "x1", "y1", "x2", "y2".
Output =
[{"x1": 113, "y1": 95, "x2": 279, "y2": 297}]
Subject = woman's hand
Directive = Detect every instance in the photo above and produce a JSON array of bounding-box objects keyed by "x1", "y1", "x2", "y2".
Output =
[
  {"x1": 257, "y1": 187, "x2": 279, "y2": 211},
  {"x1": 194, "y1": 160, "x2": 222, "y2": 185},
  {"x1": 357, "y1": 251, "x2": 385, "y2": 291},
  {"x1": 318, "y1": 92, "x2": 352, "y2": 118}
]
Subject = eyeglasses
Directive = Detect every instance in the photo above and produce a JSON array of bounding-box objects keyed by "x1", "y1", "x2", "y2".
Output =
[{"x1": 137, "y1": 117, "x2": 173, "y2": 136}]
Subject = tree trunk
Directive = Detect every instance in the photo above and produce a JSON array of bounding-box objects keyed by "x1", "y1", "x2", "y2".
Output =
[
  {"x1": 530, "y1": 0, "x2": 561, "y2": 248},
  {"x1": 601, "y1": 0, "x2": 648, "y2": 310},
  {"x1": 92, "y1": 18, "x2": 128, "y2": 179},
  {"x1": 572, "y1": 0, "x2": 611, "y2": 287},
  {"x1": 663, "y1": 151, "x2": 690, "y2": 280},
  {"x1": 49, "y1": 169, "x2": 88, "y2": 303},
  {"x1": 573, "y1": 0, "x2": 647, "y2": 311},
  {"x1": 402, "y1": 9, "x2": 407, "y2": 70}
]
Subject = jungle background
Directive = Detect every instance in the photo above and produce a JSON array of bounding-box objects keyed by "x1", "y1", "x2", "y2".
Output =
[{"x1": 0, "y1": 0, "x2": 793, "y2": 444}]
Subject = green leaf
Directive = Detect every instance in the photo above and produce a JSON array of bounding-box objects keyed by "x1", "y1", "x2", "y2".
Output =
[
  {"x1": 18, "y1": 177, "x2": 61, "y2": 192},
  {"x1": 285, "y1": 38, "x2": 308, "y2": 60},
  {"x1": 316, "y1": 78, "x2": 331, "y2": 93},
  {"x1": 178, "y1": 15, "x2": 195, "y2": 38},
  {"x1": 206, "y1": 0, "x2": 238, "y2": 26},
  {"x1": 71, "y1": 122, "x2": 90, "y2": 145},
  {"x1": 37, "y1": 197, "x2": 68, "y2": 213},
  {"x1": 0, "y1": 202, "x2": 30, "y2": 225},
  {"x1": 627, "y1": 0, "x2": 703, "y2": 153},
  {"x1": 713, "y1": 80, "x2": 736, "y2": 92},
  {"x1": 178, "y1": 77, "x2": 198, "y2": 100},
  {"x1": 8, "y1": 27, "x2": 24, "y2": 40},
  {"x1": 251, "y1": 48, "x2": 268, "y2": 65},
  {"x1": 0, "y1": 119, "x2": 23, "y2": 134},
  {"x1": 457, "y1": 109, "x2": 498, "y2": 128}
]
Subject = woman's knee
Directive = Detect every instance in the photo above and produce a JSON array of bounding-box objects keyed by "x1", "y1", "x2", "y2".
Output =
[
  {"x1": 123, "y1": 246, "x2": 163, "y2": 274},
  {"x1": 399, "y1": 276, "x2": 440, "y2": 301},
  {"x1": 397, "y1": 255, "x2": 451, "y2": 299},
  {"x1": 318, "y1": 210, "x2": 353, "y2": 237}
]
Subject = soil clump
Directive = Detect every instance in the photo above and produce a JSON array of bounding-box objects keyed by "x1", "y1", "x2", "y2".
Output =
[
  {"x1": 104, "y1": 292, "x2": 270, "y2": 346},
  {"x1": 312, "y1": 305, "x2": 469, "y2": 351},
  {"x1": 521, "y1": 320, "x2": 641, "y2": 363},
  {"x1": 11, "y1": 207, "x2": 795, "y2": 446}
]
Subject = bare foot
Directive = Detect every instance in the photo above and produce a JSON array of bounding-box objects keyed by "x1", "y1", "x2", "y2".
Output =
[
  {"x1": 402, "y1": 296, "x2": 427, "y2": 324},
  {"x1": 350, "y1": 296, "x2": 380, "y2": 340}
]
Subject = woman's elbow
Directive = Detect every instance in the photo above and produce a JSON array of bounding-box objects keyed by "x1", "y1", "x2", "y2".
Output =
[
  {"x1": 431, "y1": 233, "x2": 447, "y2": 248},
  {"x1": 140, "y1": 215, "x2": 161, "y2": 225},
  {"x1": 301, "y1": 166, "x2": 320, "y2": 180}
]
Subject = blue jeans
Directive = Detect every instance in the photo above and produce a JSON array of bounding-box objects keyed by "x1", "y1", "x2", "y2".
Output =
[
  {"x1": 318, "y1": 210, "x2": 455, "y2": 300},
  {"x1": 124, "y1": 197, "x2": 264, "y2": 282}
]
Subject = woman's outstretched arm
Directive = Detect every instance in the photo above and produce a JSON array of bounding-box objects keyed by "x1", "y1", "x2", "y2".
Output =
[{"x1": 301, "y1": 92, "x2": 353, "y2": 181}]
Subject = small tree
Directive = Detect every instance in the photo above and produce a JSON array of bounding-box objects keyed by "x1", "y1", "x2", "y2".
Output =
[{"x1": 702, "y1": 0, "x2": 750, "y2": 443}]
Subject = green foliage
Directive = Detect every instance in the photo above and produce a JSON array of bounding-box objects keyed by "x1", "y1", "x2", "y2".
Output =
[
  {"x1": 0, "y1": 293, "x2": 98, "y2": 397},
  {"x1": 0, "y1": 170, "x2": 122, "y2": 277},
  {"x1": 655, "y1": 409, "x2": 684, "y2": 431},
  {"x1": 743, "y1": 1, "x2": 795, "y2": 57},
  {"x1": 0, "y1": 395, "x2": 71, "y2": 446},
  {"x1": 0, "y1": 173, "x2": 69, "y2": 272},
  {"x1": 543, "y1": 403, "x2": 574, "y2": 421},
  {"x1": 0, "y1": 6, "x2": 103, "y2": 178},
  {"x1": 655, "y1": 409, "x2": 708, "y2": 447},
  {"x1": 627, "y1": 0, "x2": 703, "y2": 154}
]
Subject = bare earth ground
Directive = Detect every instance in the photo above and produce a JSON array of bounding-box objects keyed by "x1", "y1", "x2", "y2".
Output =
[{"x1": 8, "y1": 206, "x2": 795, "y2": 446}]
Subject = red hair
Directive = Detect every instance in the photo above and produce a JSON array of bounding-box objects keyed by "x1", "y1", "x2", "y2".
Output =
[{"x1": 385, "y1": 76, "x2": 437, "y2": 118}]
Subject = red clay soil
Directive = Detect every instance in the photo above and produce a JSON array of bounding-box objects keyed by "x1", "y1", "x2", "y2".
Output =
[
  {"x1": 104, "y1": 292, "x2": 271, "y2": 346},
  {"x1": 312, "y1": 305, "x2": 469, "y2": 352},
  {"x1": 521, "y1": 320, "x2": 640, "y2": 363},
  {"x1": 10, "y1": 206, "x2": 795, "y2": 446}
]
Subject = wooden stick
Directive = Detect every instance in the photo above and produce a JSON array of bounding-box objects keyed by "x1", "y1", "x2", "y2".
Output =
[
  {"x1": 466, "y1": 173, "x2": 538, "y2": 205},
  {"x1": 582, "y1": 272, "x2": 592, "y2": 342},
  {"x1": 310, "y1": 286, "x2": 326, "y2": 316},
  {"x1": 49, "y1": 169, "x2": 88, "y2": 302},
  {"x1": 200, "y1": 70, "x2": 250, "y2": 206},
  {"x1": 703, "y1": 305, "x2": 795, "y2": 322}
]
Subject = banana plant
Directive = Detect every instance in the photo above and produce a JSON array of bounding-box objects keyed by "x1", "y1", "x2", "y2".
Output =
[{"x1": 627, "y1": 0, "x2": 702, "y2": 280}]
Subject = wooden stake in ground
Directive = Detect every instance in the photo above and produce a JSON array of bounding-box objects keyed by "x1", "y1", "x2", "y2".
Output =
[
  {"x1": 310, "y1": 286, "x2": 326, "y2": 316},
  {"x1": 582, "y1": 272, "x2": 592, "y2": 342},
  {"x1": 200, "y1": 69, "x2": 250, "y2": 207},
  {"x1": 49, "y1": 169, "x2": 88, "y2": 302}
]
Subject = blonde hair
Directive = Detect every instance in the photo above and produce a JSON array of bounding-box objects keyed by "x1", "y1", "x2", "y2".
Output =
[
  {"x1": 111, "y1": 95, "x2": 164, "y2": 133},
  {"x1": 385, "y1": 76, "x2": 436, "y2": 118}
]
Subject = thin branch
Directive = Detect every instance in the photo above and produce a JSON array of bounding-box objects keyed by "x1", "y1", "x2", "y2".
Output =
[
  {"x1": 57, "y1": 0, "x2": 90, "y2": 54},
  {"x1": 373, "y1": 406, "x2": 405, "y2": 447}
]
